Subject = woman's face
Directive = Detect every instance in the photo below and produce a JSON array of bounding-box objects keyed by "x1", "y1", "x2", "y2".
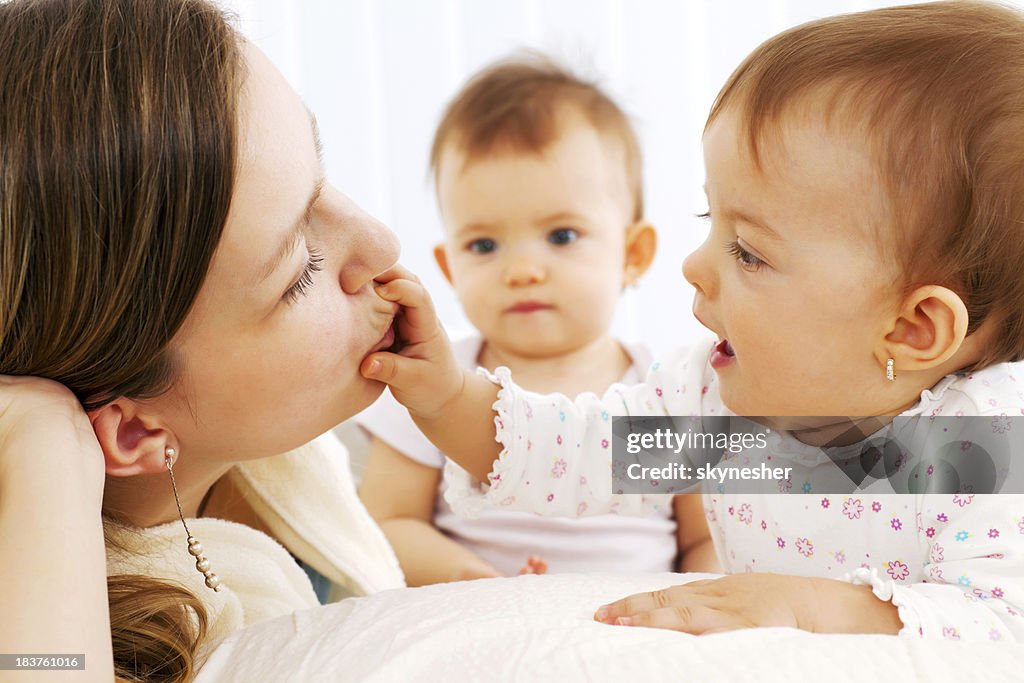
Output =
[{"x1": 156, "y1": 44, "x2": 400, "y2": 462}]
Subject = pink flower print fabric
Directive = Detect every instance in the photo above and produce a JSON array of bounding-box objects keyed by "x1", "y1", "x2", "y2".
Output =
[{"x1": 442, "y1": 338, "x2": 1024, "y2": 641}]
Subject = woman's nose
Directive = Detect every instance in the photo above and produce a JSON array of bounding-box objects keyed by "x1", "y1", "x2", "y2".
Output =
[{"x1": 339, "y1": 207, "x2": 401, "y2": 294}]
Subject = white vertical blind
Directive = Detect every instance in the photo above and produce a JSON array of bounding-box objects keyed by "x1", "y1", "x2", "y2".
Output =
[{"x1": 221, "y1": 0, "x2": 1024, "y2": 356}]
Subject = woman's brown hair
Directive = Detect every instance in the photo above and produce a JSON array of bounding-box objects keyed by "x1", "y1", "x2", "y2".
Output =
[
  {"x1": 708, "y1": 0, "x2": 1024, "y2": 368},
  {"x1": 0, "y1": 0, "x2": 242, "y2": 679}
]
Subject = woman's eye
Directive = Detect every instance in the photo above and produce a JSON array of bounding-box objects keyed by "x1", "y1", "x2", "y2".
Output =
[
  {"x1": 467, "y1": 238, "x2": 497, "y2": 254},
  {"x1": 282, "y1": 248, "x2": 324, "y2": 303},
  {"x1": 696, "y1": 211, "x2": 711, "y2": 221},
  {"x1": 548, "y1": 228, "x2": 578, "y2": 246},
  {"x1": 725, "y1": 240, "x2": 765, "y2": 272}
]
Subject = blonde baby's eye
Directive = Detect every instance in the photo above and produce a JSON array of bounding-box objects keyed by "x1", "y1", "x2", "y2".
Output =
[
  {"x1": 547, "y1": 228, "x2": 578, "y2": 246},
  {"x1": 467, "y1": 238, "x2": 497, "y2": 254}
]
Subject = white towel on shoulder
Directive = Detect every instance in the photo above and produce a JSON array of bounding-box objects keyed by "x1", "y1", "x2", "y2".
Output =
[{"x1": 231, "y1": 430, "x2": 405, "y2": 597}]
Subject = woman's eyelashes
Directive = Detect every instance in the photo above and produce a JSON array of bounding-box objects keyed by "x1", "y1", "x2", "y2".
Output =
[{"x1": 282, "y1": 247, "x2": 324, "y2": 303}]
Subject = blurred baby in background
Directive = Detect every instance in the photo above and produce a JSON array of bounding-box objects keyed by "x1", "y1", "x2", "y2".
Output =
[{"x1": 358, "y1": 53, "x2": 718, "y2": 585}]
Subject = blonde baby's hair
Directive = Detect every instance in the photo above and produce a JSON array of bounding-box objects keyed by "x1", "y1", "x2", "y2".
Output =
[{"x1": 430, "y1": 52, "x2": 644, "y2": 221}]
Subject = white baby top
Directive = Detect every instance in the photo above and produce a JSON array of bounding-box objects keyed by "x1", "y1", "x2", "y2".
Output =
[
  {"x1": 445, "y1": 338, "x2": 1024, "y2": 641},
  {"x1": 357, "y1": 335, "x2": 678, "y2": 576}
]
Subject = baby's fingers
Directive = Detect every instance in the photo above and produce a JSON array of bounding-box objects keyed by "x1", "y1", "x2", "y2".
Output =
[
  {"x1": 517, "y1": 555, "x2": 549, "y2": 575},
  {"x1": 375, "y1": 279, "x2": 441, "y2": 342},
  {"x1": 373, "y1": 263, "x2": 421, "y2": 286},
  {"x1": 613, "y1": 605, "x2": 742, "y2": 634},
  {"x1": 594, "y1": 584, "x2": 706, "y2": 624},
  {"x1": 360, "y1": 350, "x2": 422, "y2": 385},
  {"x1": 361, "y1": 352, "x2": 467, "y2": 420}
]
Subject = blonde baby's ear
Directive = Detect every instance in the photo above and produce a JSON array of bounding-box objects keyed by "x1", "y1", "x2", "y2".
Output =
[
  {"x1": 433, "y1": 244, "x2": 454, "y2": 285},
  {"x1": 623, "y1": 221, "x2": 657, "y2": 287},
  {"x1": 882, "y1": 285, "x2": 969, "y2": 373}
]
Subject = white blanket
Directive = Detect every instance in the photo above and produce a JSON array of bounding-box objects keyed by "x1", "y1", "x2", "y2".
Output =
[{"x1": 196, "y1": 572, "x2": 1022, "y2": 682}]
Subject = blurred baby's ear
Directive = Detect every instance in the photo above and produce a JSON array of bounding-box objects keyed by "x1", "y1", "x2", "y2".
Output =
[
  {"x1": 623, "y1": 221, "x2": 658, "y2": 286},
  {"x1": 433, "y1": 244, "x2": 453, "y2": 285}
]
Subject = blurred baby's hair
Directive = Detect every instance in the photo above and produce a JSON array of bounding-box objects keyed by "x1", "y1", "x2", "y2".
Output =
[
  {"x1": 430, "y1": 51, "x2": 644, "y2": 220},
  {"x1": 710, "y1": 0, "x2": 1024, "y2": 367}
]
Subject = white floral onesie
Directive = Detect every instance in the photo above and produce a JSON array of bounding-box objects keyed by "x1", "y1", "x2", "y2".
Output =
[{"x1": 444, "y1": 338, "x2": 1024, "y2": 641}]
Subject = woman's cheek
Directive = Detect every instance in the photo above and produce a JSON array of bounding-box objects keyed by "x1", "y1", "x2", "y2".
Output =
[{"x1": 319, "y1": 300, "x2": 373, "y2": 360}]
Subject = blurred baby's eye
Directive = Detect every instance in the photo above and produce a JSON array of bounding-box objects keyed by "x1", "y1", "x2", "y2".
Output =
[
  {"x1": 467, "y1": 238, "x2": 497, "y2": 254},
  {"x1": 548, "y1": 228, "x2": 578, "y2": 246}
]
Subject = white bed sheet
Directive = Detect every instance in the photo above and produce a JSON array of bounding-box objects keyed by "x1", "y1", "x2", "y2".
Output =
[{"x1": 195, "y1": 572, "x2": 1022, "y2": 682}]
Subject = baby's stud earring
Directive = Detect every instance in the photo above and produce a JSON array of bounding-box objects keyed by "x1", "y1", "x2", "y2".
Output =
[
  {"x1": 886, "y1": 358, "x2": 896, "y2": 382},
  {"x1": 165, "y1": 447, "x2": 222, "y2": 592}
]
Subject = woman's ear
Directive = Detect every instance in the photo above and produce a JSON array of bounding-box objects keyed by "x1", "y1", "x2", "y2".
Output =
[
  {"x1": 623, "y1": 221, "x2": 657, "y2": 287},
  {"x1": 883, "y1": 285, "x2": 969, "y2": 371},
  {"x1": 89, "y1": 399, "x2": 174, "y2": 477},
  {"x1": 433, "y1": 243, "x2": 454, "y2": 285}
]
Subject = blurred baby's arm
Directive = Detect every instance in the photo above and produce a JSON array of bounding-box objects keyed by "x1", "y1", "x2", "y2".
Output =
[{"x1": 359, "y1": 437, "x2": 500, "y2": 585}]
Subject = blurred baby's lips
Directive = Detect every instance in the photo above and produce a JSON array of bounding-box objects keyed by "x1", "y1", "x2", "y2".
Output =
[{"x1": 505, "y1": 300, "x2": 554, "y2": 314}]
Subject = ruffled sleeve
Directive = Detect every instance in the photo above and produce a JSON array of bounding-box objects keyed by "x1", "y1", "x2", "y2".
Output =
[
  {"x1": 444, "y1": 340, "x2": 718, "y2": 519},
  {"x1": 843, "y1": 493, "x2": 1024, "y2": 641},
  {"x1": 839, "y1": 363, "x2": 1024, "y2": 642}
]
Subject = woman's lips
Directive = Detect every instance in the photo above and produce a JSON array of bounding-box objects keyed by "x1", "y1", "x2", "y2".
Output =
[
  {"x1": 710, "y1": 338, "x2": 736, "y2": 369},
  {"x1": 505, "y1": 301, "x2": 554, "y2": 314},
  {"x1": 370, "y1": 319, "x2": 396, "y2": 353}
]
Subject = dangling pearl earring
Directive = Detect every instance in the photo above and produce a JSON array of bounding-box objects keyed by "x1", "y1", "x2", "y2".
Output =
[
  {"x1": 886, "y1": 358, "x2": 896, "y2": 382},
  {"x1": 165, "y1": 447, "x2": 222, "y2": 592}
]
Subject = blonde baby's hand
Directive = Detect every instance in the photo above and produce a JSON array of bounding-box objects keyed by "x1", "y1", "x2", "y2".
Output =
[
  {"x1": 517, "y1": 555, "x2": 549, "y2": 576},
  {"x1": 360, "y1": 265, "x2": 464, "y2": 420},
  {"x1": 593, "y1": 573, "x2": 902, "y2": 635}
]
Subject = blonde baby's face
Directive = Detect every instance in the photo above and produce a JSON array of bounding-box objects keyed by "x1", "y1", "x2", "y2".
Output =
[
  {"x1": 435, "y1": 112, "x2": 635, "y2": 359},
  {"x1": 684, "y1": 105, "x2": 907, "y2": 418}
]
